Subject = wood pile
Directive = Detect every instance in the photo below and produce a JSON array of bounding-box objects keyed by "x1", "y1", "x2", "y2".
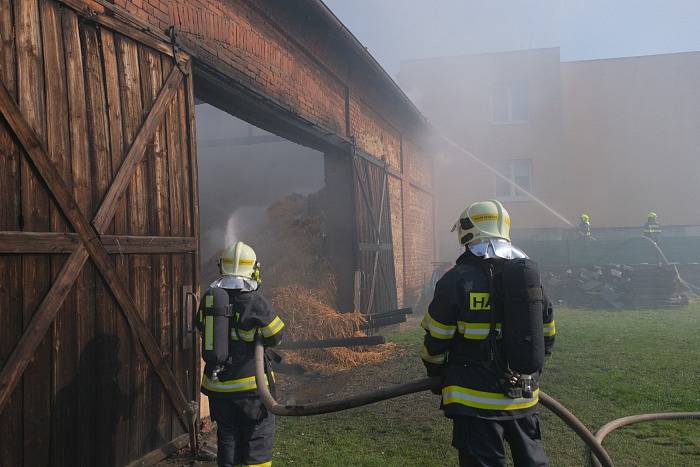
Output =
[{"x1": 543, "y1": 264, "x2": 687, "y2": 309}]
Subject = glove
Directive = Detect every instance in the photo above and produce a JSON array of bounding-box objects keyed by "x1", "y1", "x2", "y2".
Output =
[{"x1": 425, "y1": 364, "x2": 444, "y2": 395}]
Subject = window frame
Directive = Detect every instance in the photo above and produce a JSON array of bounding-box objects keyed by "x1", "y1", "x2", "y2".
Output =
[
  {"x1": 490, "y1": 82, "x2": 529, "y2": 125},
  {"x1": 493, "y1": 158, "x2": 533, "y2": 202}
]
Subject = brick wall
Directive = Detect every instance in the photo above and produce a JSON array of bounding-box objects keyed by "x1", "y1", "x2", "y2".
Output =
[
  {"x1": 403, "y1": 139, "x2": 435, "y2": 304},
  {"x1": 404, "y1": 187, "x2": 434, "y2": 304},
  {"x1": 387, "y1": 175, "x2": 404, "y2": 306},
  {"x1": 349, "y1": 96, "x2": 401, "y2": 170},
  {"x1": 106, "y1": 0, "x2": 434, "y2": 306},
  {"x1": 405, "y1": 138, "x2": 433, "y2": 188}
]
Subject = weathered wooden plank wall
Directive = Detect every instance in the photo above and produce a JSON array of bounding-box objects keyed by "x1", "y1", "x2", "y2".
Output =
[
  {"x1": 0, "y1": 1, "x2": 198, "y2": 464},
  {"x1": 0, "y1": 1, "x2": 23, "y2": 465},
  {"x1": 353, "y1": 155, "x2": 398, "y2": 316}
]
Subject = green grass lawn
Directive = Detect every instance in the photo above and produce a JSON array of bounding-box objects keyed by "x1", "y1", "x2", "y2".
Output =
[{"x1": 274, "y1": 305, "x2": 700, "y2": 466}]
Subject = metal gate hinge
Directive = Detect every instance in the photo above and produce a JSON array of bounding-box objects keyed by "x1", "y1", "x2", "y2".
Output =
[{"x1": 168, "y1": 26, "x2": 189, "y2": 76}]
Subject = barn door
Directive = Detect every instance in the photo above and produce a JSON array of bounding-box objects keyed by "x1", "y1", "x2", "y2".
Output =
[
  {"x1": 352, "y1": 150, "x2": 398, "y2": 316},
  {"x1": 0, "y1": 1, "x2": 199, "y2": 465}
]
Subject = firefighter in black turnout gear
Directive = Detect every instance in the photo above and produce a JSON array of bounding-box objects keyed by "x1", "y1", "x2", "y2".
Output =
[
  {"x1": 421, "y1": 200, "x2": 556, "y2": 467},
  {"x1": 198, "y1": 241, "x2": 284, "y2": 467}
]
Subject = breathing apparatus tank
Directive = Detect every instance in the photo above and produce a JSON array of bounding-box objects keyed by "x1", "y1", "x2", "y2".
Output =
[
  {"x1": 454, "y1": 200, "x2": 545, "y2": 393},
  {"x1": 496, "y1": 258, "x2": 546, "y2": 394},
  {"x1": 202, "y1": 287, "x2": 233, "y2": 380}
]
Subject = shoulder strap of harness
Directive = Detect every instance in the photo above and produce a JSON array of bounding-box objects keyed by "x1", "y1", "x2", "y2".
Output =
[
  {"x1": 481, "y1": 260, "x2": 506, "y2": 369},
  {"x1": 233, "y1": 291, "x2": 257, "y2": 342}
]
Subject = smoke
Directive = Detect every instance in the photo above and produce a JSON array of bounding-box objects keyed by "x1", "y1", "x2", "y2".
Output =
[
  {"x1": 224, "y1": 211, "x2": 239, "y2": 248},
  {"x1": 195, "y1": 103, "x2": 325, "y2": 266},
  {"x1": 326, "y1": 0, "x2": 700, "y2": 264}
]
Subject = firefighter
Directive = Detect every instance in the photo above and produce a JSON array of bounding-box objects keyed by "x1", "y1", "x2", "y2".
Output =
[
  {"x1": 421, "y1": 200, "x2": 555, "y2": 467},
  {"x1": 577, "y1": 213, "x2": 592, "y2": 239},
  {"x1": 643, "y1": 211, "x2": 662, "y2": 244},
  {"x1": 198, "y1": 241, "x2": 284, "y2": 467}
]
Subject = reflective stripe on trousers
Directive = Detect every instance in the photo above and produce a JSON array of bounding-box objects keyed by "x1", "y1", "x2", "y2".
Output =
[
  {"x1": 543, "y1": 320, "x2": 556, "y2": 337},
  {"x1": 442, "y1": 385, "x2": 539, "y2": 410},
  {"x1": 202, "y1": 374, "x2": 269, "y2": 393}
]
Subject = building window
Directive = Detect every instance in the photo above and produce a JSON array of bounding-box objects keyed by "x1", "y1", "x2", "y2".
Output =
[
  {"x1": 491, "y1": 82, "x2": 528, "y2": 124},
  {"x1": 494, "y1": 159, "x2": 533, "y2": 200}
]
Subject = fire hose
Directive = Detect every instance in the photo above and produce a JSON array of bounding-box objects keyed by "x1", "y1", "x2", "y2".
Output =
[
  {"x1": 637, "y1": 236, "x2": 700, "y2": 295},
  {"x1": 253, "y1": 337, "x2": 615, "y2": 467},
  {"x1": 590, "y1": 411, "x2": 700, "y2": 467}
]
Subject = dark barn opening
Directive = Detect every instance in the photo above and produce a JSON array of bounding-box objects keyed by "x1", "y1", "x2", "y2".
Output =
[{"x1": 194, "y1": 104, "x2": 325, "y2": 284}]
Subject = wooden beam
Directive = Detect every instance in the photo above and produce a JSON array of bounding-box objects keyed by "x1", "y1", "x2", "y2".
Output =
[
  {"x1": 365, "y1": 307, "x2": 413, "y2": 320},
  {"x1": 0, "y1": 232, "x2": 80, "y2": 253},
  {"x1": 100, "y1": 235, "x2": 197, "y2": 254},
  {"x1": 56, "y1": 0, "x2": 187, "y2": 62},
  {"x1": 0, "y1": 232, "x2": 197, "y2": 254},
  {"x1": 385, "y1": 163, "x2": 433, "y2": 195},
  {"x1": 360, "y1": 314, "x2": 407, "y2": 330},
  {"x1": 358, "y1": 242, "x2": 392, "y2": 252},
  {"x1": 198, "y1": 134, "x2": 286, "y2": 148},
  {"x1": 0, "y1": 67, "x2": 192, "y2": 429},
  {"x1": 409, "y1": 180, "x2": 433, "y2": 196},
  {"x1": 193, "y1": 61, "x2": 351, "y2": 155},
  {"x1": 278, "y1": 336, "x2": 386, "y2": 350},
  {"x1": 355, "y1": 147, "x2": 387, "y2": 170},
  {"x1": 125, "y1": 432, "x2": 190, "y2": 467}
]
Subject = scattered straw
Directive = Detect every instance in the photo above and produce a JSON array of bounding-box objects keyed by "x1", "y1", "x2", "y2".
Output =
[
  {"x1": 207, "y1": 192, "x2": 398, "y2": 372},
  {"x1": 270, "y1": 284, "x2": 396, "y2": 374}
]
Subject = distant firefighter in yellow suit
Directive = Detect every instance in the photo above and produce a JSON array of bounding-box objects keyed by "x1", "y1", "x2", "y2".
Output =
[
  {"x1": 577, "y1": 213, "x2": 592, "y2": 239},
  {"x1": 643, "y1": 211, "x2": 662, "y2": 244}
]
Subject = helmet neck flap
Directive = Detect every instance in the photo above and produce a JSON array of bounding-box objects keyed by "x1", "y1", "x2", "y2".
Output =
[{"x1": 467, "y1": 238, "x2": 528, "y2": 260}]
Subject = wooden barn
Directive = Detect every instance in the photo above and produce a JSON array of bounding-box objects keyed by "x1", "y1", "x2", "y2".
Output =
[{"x1": 0, "y1": 0, "x2": 434, "y2": 465}]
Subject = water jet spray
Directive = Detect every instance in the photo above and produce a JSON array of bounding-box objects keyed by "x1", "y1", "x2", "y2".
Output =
[{"x1": 434, "y1": 126, "x2": 574, "y2": 228}]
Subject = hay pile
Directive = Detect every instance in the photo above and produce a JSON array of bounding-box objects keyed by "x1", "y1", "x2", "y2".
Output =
[
  {"x1": 204, "y1": 192, "x2": 396, "y2": 372},
  {"x1": 257, "y1": 193, "x2": 396, "y2": 372},
  {"x1": 270, "y1": 285, "x2": 396, "y2": 373}
]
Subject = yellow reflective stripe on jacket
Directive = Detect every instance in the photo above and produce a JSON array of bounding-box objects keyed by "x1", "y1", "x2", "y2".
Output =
[
  {"x1": 231, "y1": 327, "x2": 256, "y2": 342},
  {"x1": 421, "y1": 312, "x2": 456, "y2": 340},
  {"x1": 420, "y1": 344, "x2": 447, "y2": 365},
  {"x1": 457, "y1": 321, "x2": 502, "y2": 340},
  {"x1": 230, "y1": 318, "x2": 284, "y2": 342},
  {"x1": 204, "y1": 316, "x2": 214, "y2": 350},
  {"x1": 442, "y1": 385, "x2": 539, "y2": 410},
  {"x1": 544, "y1": 320, "x2": 556, "y2": 337},
  {"x1": 242, "y1": 462, "x2": 272, "y2": 467},
  {"x1": 261, "y1": 316, "x2": 284, "y2": 338},
  {"x1": 202, "y1": 374, "x2": 268, "y2": 393}
]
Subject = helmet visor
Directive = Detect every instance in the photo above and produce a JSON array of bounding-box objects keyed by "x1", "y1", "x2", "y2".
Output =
[
  {"x1": 468, "y1": 239, "x2": 529, "y2": 260},
  {"x1": 210, "y1": 276, "x2": 259, "y2": 291}
]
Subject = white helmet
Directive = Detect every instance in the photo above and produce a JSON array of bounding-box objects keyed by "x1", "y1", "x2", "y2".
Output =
[
  {"x1": 452, "y1": 199, "x2": 511, "y2": 246},
  {"x1": 452, "y1": 200, "x2": 526, "y2": 259},
  {"x1": 218, "y1": 241, "x2": 260, "y2": 280}
]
